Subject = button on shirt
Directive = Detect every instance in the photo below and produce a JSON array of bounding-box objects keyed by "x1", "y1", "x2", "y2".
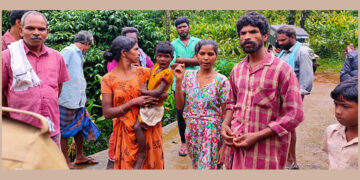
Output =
[
  {"x1": 170, "y1": 36, "x2": 201, "y2": 91},
  {"x1": 2, "y1": 43, "x2": 70, "y2": 137},
  {"x1": 2, "y1": 30, "x2": 17, "y2": 51},
  {"x1": 226, "y1": 52, "x2": 304, "y2": 169},
  {"x1": 322, "y1": 123, "x2": 358, "y2": 169},
  {"x1": 58, "y1": 44, "x2": 87, "y2": 109}
]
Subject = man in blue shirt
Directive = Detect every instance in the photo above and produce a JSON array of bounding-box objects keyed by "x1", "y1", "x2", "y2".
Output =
[
  {"x1": 58, "y1": 31, "x2": 100, "y2": 169},
  {"x1": 170, "y1": 16, "x2": 200, "y2": 156}
]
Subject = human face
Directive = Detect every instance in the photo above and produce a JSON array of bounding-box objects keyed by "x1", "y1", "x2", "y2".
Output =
[
  {"x1": 277, "y1": 33, "x2": 294, "y2": 50},
  {"x1": 20, "y1": 14, "x2": 48, "y2": 50},
  {"x1": 83, "y1": 43, "x2": 92, "y2": 54},
  {"x1": 124, "y1": 43, "x2": 140, "y2": 64},
  {"x1": 334, "y1": 96, "x2": 358, "y2": 128},
  {"x1": 176, "y1": 23, "x2": 190, "y2": 39},
  {"x1": 156, "y1": 52, "x2": 172, "y2": 70},
  {"x1": 196, "y1": 44, "x2": 217, "y2": 71},
  {"x1": 239, "y1": 25, "x2": 267, "y2": 54},
  {"x1": 125, "y1": 32, "x2": 138, "y2": 42}
]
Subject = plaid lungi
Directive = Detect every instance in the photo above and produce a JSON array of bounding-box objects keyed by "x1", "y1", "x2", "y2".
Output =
[{"x1": 59, "y1": 106, "x2": 100, "y2": 141}]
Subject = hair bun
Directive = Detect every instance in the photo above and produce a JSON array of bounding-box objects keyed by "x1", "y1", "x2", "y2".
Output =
[{"x1": 103, "y1": 51, "x2": 114, "y2": 61}]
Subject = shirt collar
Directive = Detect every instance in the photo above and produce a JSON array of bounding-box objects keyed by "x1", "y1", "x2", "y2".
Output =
[
  {"x1": 335, "y1": 124, "x2": 358, "y2": 147},
  {"x1": 244, "y1": 50, "x2": 275, "y2": 67}
]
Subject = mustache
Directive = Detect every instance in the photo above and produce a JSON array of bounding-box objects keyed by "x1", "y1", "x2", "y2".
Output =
[
  {"x1": 30, "y1": 36, "x2": 42, "y2": 40},
  {"x1": 241, "y1": 40, "x2": 256, "y2": 47}
]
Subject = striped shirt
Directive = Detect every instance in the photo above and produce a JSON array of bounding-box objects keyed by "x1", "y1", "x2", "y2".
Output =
[{"x1": 226, "y1": 51, "x2": 304, "y2": 169}]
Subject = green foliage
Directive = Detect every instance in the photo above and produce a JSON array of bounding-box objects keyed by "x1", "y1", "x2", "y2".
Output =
[
  {"x1": 2, "y1": 10, "x2": 357, "y2": 156},
  {"x1": 2, "y1": 10, "x2": 11, "y2": 34},
  {"x1": 162, "y1": 90, "x2": 176, "y2": 127},
  {"x1": 306, "y1": 10, "x2": 358, "y2": 59}
]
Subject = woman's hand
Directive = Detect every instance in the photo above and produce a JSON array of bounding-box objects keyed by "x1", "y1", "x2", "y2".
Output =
[
  {"x1": 173, "y1": 64, "x2": 185, "y2": 81},
  {"x1": 131, "y1": 96, "x2": 159, "y2": 107},
  {"x1": 221, "y1": 124, "x2": 235, "y2": 146}
]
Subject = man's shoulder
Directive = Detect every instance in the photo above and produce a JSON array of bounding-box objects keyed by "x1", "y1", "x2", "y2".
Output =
[
  {"x1": 325, "y1": 123, "x2": 344, "y2": 137},
  {"x1": 190, "y1": 36, "x2": 201, "y2": 42},
  {"x1": 45, "y1": 46, "x2": 62, "y2": 56},
  {"x1": 347, "y1": 49, "x2": 358, "y2": 60},
  {"x1": 171, "y1": 38, "x2": 180, "y2": 44}
]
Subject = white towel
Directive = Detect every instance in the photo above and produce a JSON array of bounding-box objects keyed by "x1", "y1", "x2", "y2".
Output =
[{"x1": 8, "y1": 40, "x2": 41, "y2": 91}]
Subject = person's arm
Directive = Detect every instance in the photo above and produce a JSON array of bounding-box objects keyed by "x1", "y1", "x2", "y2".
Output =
[
  {"x1": 2, "y1": 51, "x2": 9, "y2": 115},
  {"x1": 58, "y1": 83, "x2": 62, "y2": 97},
  {"x1": 175, "y1": 54, "x2": 199, "y2": 67},
  {"x1": 102, "y1": 93, "x2": 159, "y2": 120},
  {"x1": 233, "y1": 127, "x2": 275, "y2": 148},
  {"x1": 221, "y1": 71, "x2": 236, "y2": 146},
  {"x1": 173, "y1": 64, "x2": 186, "y2": 110},
  {"x1": 141, "y1": 79, "x2": 168, "y2": 97},
  {"x1": 298, "y1": 49, "x2": 314, "y2": 92},
  {"x1": 268, "y1": 68, "x2": 304, "y2": 138}
]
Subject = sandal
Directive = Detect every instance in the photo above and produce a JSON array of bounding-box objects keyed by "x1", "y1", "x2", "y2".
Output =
[{"x1": 74, "y1": 157, "x2": 99, "y2": 165}]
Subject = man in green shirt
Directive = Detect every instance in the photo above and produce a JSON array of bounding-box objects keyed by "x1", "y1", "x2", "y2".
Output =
[{"x1": 170, "y1": 16, "x2": 200, "y2": 156}]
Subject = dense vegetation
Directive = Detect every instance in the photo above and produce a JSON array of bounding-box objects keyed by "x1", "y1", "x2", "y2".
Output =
[{"x1": 2, "y1": 10, "x2": 357, "y2": 156}]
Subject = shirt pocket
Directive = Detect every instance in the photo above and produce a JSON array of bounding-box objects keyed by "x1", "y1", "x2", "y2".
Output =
[{"x1": 252, "y1": 86, "x2": 277, "y2": 109}]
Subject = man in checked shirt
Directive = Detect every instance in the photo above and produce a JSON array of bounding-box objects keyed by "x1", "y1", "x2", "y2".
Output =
[{"x1": 220, "y1": 11, "x2": 304, "y2": 169}]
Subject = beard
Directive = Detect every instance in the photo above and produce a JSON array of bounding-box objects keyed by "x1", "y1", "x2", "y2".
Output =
[
  {"x1": 241, "y1": 39, "x2": 263, "y2": 54},
  {"x1": 281, "y1": 41, "x2": 294, "y2": 50},
  {"x1": 179, "y1": 31, "x2": 189, "y2": 39}
]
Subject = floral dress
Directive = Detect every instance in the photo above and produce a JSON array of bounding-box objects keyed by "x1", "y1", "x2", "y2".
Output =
[{"x1": 181, "y1": 70, "x2": 230, "y2": 169}]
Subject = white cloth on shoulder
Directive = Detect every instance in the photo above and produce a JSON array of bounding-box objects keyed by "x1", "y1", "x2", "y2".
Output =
[
  {"x1": 8, "y1": 40, "x2": 41, "y2": 91},
  {"x1": 140, "y1": 106, "x2": 164, "y2": 126}
]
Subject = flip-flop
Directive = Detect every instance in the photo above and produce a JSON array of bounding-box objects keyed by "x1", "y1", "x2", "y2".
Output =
[
  {"x1": 74, "y1": 157, "x2": 99, "y2": 165},
  {"x1": 285, "y1": 164, "x2": 299, "y2": 170}
]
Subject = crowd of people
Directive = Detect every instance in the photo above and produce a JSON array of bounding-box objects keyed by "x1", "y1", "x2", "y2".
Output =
[{"x1": 2, "y1": 10, "x2": 358, "y2": 170}]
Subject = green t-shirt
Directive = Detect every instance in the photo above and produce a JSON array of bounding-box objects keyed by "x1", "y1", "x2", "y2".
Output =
[{"x1": 170, "y1": 36, "x2": 201, "y2": 90}]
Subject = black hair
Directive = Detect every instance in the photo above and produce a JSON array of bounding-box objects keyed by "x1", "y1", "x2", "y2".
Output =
[
  {"x1": 156, "y1": 41, "x2": 174, "y2": 58},
  {"x1": 195, "y1": 39, "x2": 218, "y2": 55},
  {"x1": 174, "y1": 16, "x2": 189, "y2": 27},
  {"x1": 103, "y1": 36, "x2": 137, "y2": 62},
  {"x1": 331, "y1": 76, "x2": 358, "y2": 103},
  {"x1": 10, "y1": 10, "x2": 29, "y2": 26},
  {"x1": 277, "y1": 26, "x2": 297, "y2": 38},
  {"x1": 121, "y1": 27, "x2": 139, "y2": 36},
  {"x1": 236, "y1": 11, "x2": 269, "y2": 37}
]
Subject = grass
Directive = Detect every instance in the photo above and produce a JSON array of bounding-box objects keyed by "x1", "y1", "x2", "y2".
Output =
[{"x1": 316, "y1": 58, "x2": 344, "y2": 73}]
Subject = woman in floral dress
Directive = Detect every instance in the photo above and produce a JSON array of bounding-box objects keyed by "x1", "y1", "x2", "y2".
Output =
[{"x1": 173, "y1": 39, "x2": 230, "y2": 169}]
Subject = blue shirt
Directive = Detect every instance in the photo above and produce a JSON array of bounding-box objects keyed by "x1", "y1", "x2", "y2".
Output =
[{"x1": 58, "y1": 44, "x2": 87, "y2": 109}]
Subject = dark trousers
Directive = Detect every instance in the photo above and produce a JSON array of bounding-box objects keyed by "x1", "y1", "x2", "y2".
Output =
[{"x1": 176, "y1": 108, "x2": 186, "y2": 143}]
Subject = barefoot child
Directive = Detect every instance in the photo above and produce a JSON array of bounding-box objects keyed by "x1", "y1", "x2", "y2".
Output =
[
  {"x1": 322, "y1": 76, "x2": 358, "y2": 169},
  {"x1": 139, "y1": 41, "x2": 174, "y2": 127},
  {"x1": 129, "y1": 41, "x2": 174, "y2": 169}
]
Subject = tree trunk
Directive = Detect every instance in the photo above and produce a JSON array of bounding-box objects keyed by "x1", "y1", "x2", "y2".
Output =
[
  {"x1": 300, "y1": 10, "x2": 308, "y2": 29},
  {"x1": 287, "y1": 10, "x2": 297, "y2": 25},
  {"x1": 166, "y1": 10, "x2": 170, "y2": 41}
]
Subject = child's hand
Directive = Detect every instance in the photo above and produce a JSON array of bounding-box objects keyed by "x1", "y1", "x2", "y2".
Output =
[{"x1": 174, "y1": 64, "x2": 185, "y2": 81}]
